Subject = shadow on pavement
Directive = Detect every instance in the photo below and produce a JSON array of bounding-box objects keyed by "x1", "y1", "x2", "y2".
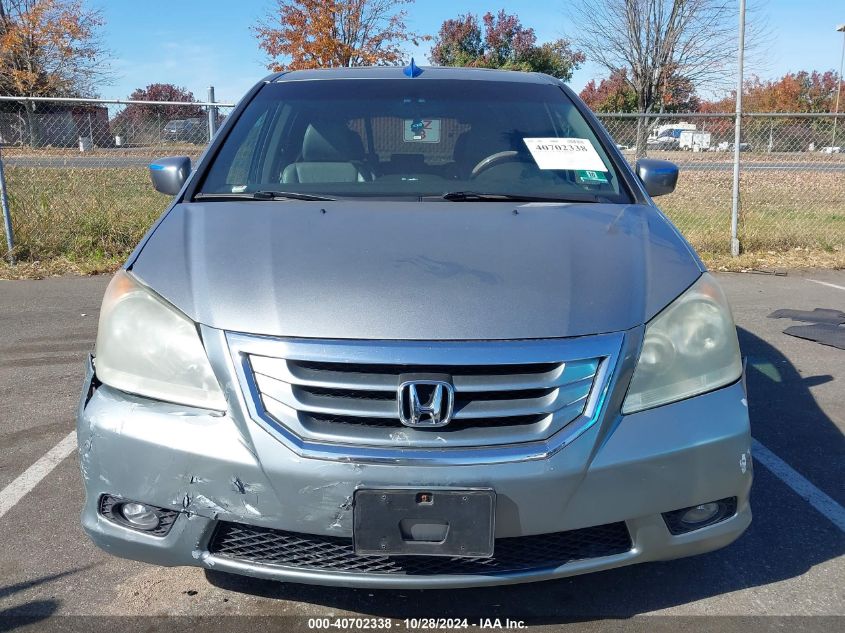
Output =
[
  {"x1": 0, "y1": 570, "x2": 83, "y2": 630},
  {"x1": 0, "y1": 601, "x2": 58, "y2": 632},
  {"x1": 0, "y1": 569, "x2": 83, "y2": 603},
  {"x1": 0, "y1": 566, "x2": 97, "y2": 629},
  {"x1": 205, "y1": 327, "x2": 844, "y2": 618}
]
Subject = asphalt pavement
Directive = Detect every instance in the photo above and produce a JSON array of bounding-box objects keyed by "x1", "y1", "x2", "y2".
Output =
[{"x1": 0, "y1": 271, "x2": 843, "y2": 631}]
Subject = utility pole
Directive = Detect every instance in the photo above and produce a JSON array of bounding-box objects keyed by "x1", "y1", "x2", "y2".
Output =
[
  {"x1": 832, "y1": 24, "x2": 845, "y2": 147},
  {"x1": 0, "y1": 145, "x2": 14, "y2": 264},
  {"x1": 730, "y1": 0, "x2": 747, "y2": 257},
  {"x1": 207, "y1": 86, "x2": 218, "y2": 141}
]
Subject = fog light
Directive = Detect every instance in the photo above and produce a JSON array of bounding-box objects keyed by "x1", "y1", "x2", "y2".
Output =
[
  {"x1": 120, "y1": 502, "x2": 160, "y2": 530},
  {"x1": 680, "y1": 502, "x2": 720, "y2": 526},
  {"x1": 99, "y1": 495, "x2": 179, "y2": 536},
  {"x1": 662, "y1": 497, "x2": 737, "y2": 535}
]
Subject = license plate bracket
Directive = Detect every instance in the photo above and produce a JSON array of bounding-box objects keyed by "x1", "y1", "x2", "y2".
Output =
[{"x1": 353, "y1": 488, "x2": 495, "y2": 558}]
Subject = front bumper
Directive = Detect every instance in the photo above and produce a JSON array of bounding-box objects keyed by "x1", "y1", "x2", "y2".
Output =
[{"x1": 77, "y1": 357, "x2": 752, "y2": 588}]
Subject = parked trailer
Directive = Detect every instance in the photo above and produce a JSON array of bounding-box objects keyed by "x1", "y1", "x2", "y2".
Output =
[{"x1": 679, "y1": 130, "x2": 712, "y2": 151}]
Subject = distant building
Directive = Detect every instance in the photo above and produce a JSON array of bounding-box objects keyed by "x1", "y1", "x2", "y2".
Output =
[{"x1": 0, "y1": 102, "x2": 112, "y2": 147}]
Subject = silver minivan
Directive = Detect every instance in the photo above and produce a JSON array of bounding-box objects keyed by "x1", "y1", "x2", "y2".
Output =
[{"x1": 78, "y1": 65, "x2": 751, "y2": 588}]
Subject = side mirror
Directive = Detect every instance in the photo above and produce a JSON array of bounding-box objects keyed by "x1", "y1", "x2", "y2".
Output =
[
  {"x1": 149, "y1": 156, "x2": 191, "y2": 195},
  {"x1": 635, "y1": 158, "x2": 679, "y2": 197}
]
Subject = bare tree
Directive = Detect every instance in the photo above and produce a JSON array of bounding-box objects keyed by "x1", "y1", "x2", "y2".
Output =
[{"x1": 570, "y1": 0, "x2": 763, "y2": 156}]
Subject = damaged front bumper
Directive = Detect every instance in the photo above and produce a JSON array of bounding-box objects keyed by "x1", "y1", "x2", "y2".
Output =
[{"x1": 77, "y1": 351, "x2": 753, "y2": 589}]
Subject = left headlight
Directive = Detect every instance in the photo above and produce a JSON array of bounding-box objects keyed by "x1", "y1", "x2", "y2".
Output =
[
  {"x1": 622, "y1": 273, "x2": 742, "y2": 414},
  {"x1": 94, "y1": 270, "x2": 226, "y2": 411}
]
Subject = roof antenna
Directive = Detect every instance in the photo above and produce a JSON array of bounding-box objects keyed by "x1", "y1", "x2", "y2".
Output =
[{"x1": 403, "y1": 58, "x2": 423, "y2": 78}]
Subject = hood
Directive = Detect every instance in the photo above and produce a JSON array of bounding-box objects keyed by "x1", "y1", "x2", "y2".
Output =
[{"x1": 130, "y1": 200, "x2": 702, "y2": 340}]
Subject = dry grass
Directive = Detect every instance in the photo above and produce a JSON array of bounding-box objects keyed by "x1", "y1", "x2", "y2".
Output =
[
  {"x1": 2, "y1": 144, "x2": 204, "y2": 158},
  {"x1": 0, "y1": 164, "x2": 843, "y2": 279},
  {"x1": 659, "y1": 169, "x2": 845, "y2": 254},
  {"x1": 1, "y1": 166, "x2": 167, "y2": 263},
  {"x1": 0, "y1": 255, "x2": 121, "y2": 280},
  {"x1": 704, "y1": 249, "x2": 845, "y2": 272}
]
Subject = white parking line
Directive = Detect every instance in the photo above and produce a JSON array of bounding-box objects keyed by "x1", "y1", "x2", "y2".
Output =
[
  {"x1": 807, "y1": 279, "x2": 845, "y2": 292},
  {"x1": 752, "y1": 438, "x2": 845, "y2": 532},
  {"x1": 0, "y1": 430, "x2": 76, "y2": 520}
]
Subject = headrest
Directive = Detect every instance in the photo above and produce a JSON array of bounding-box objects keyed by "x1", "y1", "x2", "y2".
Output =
[{"x1": 302, "y1": 120, "x2": 365, "y2": 162}]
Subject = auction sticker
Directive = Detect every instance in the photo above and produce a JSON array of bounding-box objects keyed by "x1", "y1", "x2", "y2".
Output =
[{"x1": 524, "y1": 137, "x2": 607, "y2": 171}]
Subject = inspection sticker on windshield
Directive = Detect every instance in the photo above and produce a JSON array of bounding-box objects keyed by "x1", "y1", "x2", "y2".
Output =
[
  {"x1": 524, "y1": 138, "x2": 607, "y2": 171},
  {"x1": 576, "y1": 170, "x2": 608, "y2": 184}
]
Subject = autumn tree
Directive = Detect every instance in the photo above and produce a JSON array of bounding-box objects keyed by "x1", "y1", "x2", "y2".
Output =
[
  {"x1": 0, "y1": 0, "x2": 107, "y2": 97},
  {"x1": 254, "y1": 0, "x2": 426, "y2": 71},
  {"x1": 581, "y1": 68, "x2": 699, "y2": 114},
  {"x1": 569, "y1": 0, "x2": 761, "y2": 156},
  {"x1": 699, "y1": 71, "x2": 843, "y2": 151},
  {"x1": 580, "y1": 69, "x2": 639, "y2": 113},
  {"x1": 430, "y1": 10, "x2": 584, "y2": 81},
  {"x1": 111, "y1": 84, "x2": 205, "y2": 143},
  {"x1": 0, "y1": 0, "x2": 108, "y2": 146},
  {"x1": 708, "y1": 71, "x2": 842, "y2": 113}
]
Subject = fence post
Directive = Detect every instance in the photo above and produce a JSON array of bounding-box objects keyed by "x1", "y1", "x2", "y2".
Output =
[
  {"x1": 0, "y1": 146, "x2": 14, "y2": 264},
  {"x1": 730, "y1": 0, "x2": 747, "y2": 258},
  {"x1": 207, "y1": 86, "x2": 218, "y2": 141}
]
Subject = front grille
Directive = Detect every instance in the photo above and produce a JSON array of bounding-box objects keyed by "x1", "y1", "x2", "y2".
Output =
[
  {"x1": 308, "y1": 413, "x2": 547, "y2": 430},
  {"x1": 208, "y1": 521, "x2": 632, "y2": 575},
  {"x1": 245, "y1": 346, "x2": 602, "y2": 448}
]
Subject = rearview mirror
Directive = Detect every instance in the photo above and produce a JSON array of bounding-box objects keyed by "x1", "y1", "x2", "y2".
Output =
[
  {"x1": 635, "y1": 159, "x2": 679, "y2": 197},
  {"x1": 149, "y1": 156, "x2": 191, "y2": 195}
]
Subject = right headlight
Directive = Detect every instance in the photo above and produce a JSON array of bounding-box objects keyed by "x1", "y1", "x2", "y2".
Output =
[
  {"x1": 94, "y1": 270, "x2": 226, "y2": 411},
  {"x1": 622, "y1": 273, "x2": 742, "y2": 414}
]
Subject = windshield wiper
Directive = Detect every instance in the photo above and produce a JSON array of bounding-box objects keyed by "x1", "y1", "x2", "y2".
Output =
[
  {"x1": 194, "y1": 190, "x2": 335, "y2": 202},
  {"x1": 433, "y1": 191, "x2": 605, "y2": 203}
]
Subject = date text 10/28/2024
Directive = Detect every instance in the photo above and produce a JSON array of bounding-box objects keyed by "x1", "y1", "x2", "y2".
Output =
[{"x1": 307, "y1": 617, "x2": 528, "y2": 630}]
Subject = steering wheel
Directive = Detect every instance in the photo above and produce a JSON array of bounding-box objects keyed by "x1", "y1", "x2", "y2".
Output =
[{"x1": 470, "y1": 150, "x2": 523, "y2": 178}]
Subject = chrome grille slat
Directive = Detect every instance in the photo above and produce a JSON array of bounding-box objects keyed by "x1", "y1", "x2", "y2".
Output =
[
  {"x1": 251, "y1": 355, "x2": 396, "y2": 391},
  {"x1": 454, "y1": 365, "x2": 575, "y2": 392},
  {"x1": 250, "y1": 355, "x2": 597, "y2": 393},
  {"x1": 255, "y1": 374, "x2": 398, "y2": 418},
  {"x1": 235, "y1": 336, "x2": 612, "y2": 450},
  {"x1": 255, "y1": 371, "x2": 595, "y2": 420},
  {"x1": 454, "y1": 387, "x2": 589, "y2": 419}
]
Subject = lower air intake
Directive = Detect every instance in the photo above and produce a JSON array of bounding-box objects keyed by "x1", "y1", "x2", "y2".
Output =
[{"x1": 208, "y1": 521, "x2": 632, "y2": 575}]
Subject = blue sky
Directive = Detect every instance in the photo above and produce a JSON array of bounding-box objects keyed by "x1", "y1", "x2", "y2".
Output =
[{"x1": 99, "y1": 0, "x2": 845, "y2": 104}]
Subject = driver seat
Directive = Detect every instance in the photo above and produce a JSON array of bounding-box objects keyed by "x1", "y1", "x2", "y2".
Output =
[
  {"x1": 282, "y1": 120, "x2": 372, "y2": 183},
  {"x1": 451, "y1": 128, "x2": 517, "y2": 179}
]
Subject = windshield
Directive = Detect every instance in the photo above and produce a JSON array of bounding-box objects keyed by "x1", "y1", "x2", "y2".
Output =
[{"x1": 196, "y1": 79, "x2": 630, "y2": 202}]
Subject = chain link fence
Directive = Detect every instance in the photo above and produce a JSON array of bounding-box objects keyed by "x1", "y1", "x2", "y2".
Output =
[
  {"x1": 0, "y1": 100, "x2": 843, "y2": 265},
  {"x1": 0, "y1": 95, "x2": 234, "y2": 263},
  {"x1": 597, "y1": 112, "x2": 845, "y2": 256}
]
